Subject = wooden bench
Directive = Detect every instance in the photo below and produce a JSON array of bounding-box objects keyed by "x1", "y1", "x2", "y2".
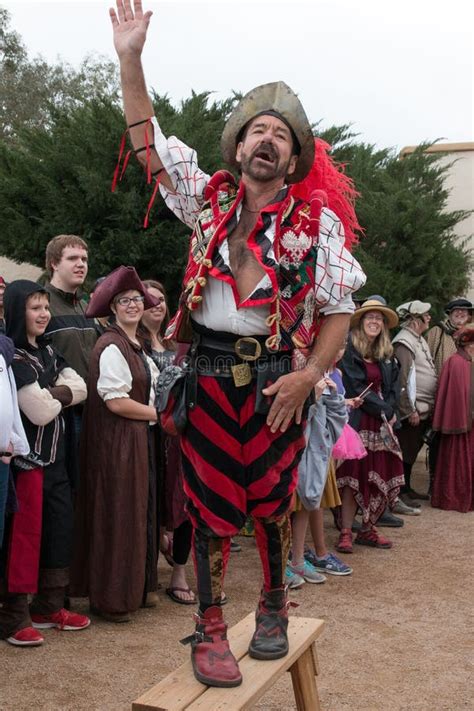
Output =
[{"x1": 132, "y1": 612, "x2": 325, "y2": 711}]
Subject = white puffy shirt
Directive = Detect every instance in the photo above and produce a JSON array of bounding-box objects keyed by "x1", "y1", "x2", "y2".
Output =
[{"x1": 151, "y1": 118, "x2": 366, "y2": 334}]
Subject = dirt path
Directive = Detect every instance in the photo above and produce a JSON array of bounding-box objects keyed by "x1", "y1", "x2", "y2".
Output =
[{"x1": 1, "y1": 463, "x2": 472, "y2": 711}]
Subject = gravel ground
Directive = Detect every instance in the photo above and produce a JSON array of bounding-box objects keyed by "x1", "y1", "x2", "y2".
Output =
[{"x1": 1, "y1": 461, "x2": 472, "y2": 711}]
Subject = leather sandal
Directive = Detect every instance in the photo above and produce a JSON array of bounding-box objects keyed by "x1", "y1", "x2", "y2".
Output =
[{"x1": 166, "y1": 586, "x2": 196, "y2": 605}]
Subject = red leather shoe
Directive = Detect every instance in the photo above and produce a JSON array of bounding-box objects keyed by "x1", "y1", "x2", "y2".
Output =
[
  {"x1": 31, "y1": 608, "x2": 91, "y2": 630},
  {"x1": 7, "y1": 626, "x2": 44, "y2": 647},
  {"x1": 183, "y1": 606, "x2": 242, "y2": 688}
]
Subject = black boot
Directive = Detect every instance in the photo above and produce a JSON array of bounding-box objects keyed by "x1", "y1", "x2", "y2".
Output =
[
  {"x1": 378, "y1": 507, "x2": 404, "y2": 528},
  {"x1": 248, "y1": 587, "x2": 290, "y2": 660}
]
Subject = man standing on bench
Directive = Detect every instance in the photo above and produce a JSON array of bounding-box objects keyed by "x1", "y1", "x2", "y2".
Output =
[{"x1": 110, "y1": 0, "x2": 365, "y2": 688}]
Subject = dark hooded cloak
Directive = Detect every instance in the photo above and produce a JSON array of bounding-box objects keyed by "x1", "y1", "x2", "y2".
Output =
[{"x1": 4, "y1": 280, "x2": 67, "y2": 465}]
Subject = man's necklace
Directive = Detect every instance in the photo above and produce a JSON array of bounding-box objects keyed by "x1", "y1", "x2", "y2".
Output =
[{"x1": 242, "y1": 204, "x2": 261, "y2": 214}]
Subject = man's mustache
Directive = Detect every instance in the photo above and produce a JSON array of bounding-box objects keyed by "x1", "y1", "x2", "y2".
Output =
[{"x1": 251, "y1": 142, "x2": 278, "y2": 162}]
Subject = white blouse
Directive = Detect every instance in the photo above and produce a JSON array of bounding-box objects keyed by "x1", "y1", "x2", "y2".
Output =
[
  {"x1": 151, "y1": 118, "x2": 365, "y2": 335},
  {"x1": 97, "y1": 344, "x2": 160, "y2": 413}
]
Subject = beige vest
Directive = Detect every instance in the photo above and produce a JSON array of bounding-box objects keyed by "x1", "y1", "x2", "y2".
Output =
[{"x1": 392, "y1": 327, "x2": 438, "y2": 417}]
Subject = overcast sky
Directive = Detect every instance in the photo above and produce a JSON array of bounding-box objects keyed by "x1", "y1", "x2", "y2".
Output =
[{"x1": 3, "y1": 0, "x2": 473, "y2": 151}]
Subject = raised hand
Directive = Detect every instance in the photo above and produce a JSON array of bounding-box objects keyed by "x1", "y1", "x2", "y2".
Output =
[{"x1": 109, "y1": 0, "x2": 152, "y2": 59}]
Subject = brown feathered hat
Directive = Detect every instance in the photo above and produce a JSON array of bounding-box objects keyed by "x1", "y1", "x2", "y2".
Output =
[
  {"x1": 86, "y1": 266, "x2": 158, "y2": 318},
  {"x1": 221, "y1": 81, "x2": 314, "y2": 183}
]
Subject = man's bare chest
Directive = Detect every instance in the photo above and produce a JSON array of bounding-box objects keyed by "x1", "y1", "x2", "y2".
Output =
[{"x1": 228, "y1": 213, "x2": 261, "y2": 270}]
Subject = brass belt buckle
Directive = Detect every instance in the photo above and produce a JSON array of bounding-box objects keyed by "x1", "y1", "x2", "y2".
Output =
[
  {"x1": 231, "y1": 337, "x2": 262, "y2": 387},
  {"x1": 234, "y1": 337, "x2": 262, "y2": 362}
]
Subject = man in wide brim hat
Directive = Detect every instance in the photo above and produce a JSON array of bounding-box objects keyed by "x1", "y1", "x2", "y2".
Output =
[
  {"x1": 427, "y1": 296, "x2": 473, "y2": 375},
  {"x1": 351, "y1": 298, "x2": 399, "y2": 330},
  {"x1": 86, "y1": 265, "x2": 158, "y2": 319},
  {"x1": 109, "y1": 0, "x2": 366, "y2": 688}
]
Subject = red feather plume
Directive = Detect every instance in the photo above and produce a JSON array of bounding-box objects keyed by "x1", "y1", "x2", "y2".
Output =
[{"x1": 290, "y1": 139, "x2": 362, "y2": 251}]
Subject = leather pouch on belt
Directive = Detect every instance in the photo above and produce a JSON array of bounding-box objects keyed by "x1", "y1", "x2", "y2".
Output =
[{"x1": 155, "y1": 365, "x2": 189, "y2": 435}]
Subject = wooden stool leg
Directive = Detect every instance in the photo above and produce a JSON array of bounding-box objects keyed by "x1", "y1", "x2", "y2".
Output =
[
  {"x1": 311, "y1": 643, "x2": 320, "y2": 676},
  {"x1": 290, "y1": 646, "x2": 322, "y2": 711}
]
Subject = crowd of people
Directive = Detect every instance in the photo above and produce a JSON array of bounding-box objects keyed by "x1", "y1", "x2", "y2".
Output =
[
  {"x1": 0, "y1": 1, "x2": 472, "y2": 694},
  {"x1": 0, "y1": 234, "x2": 472, "y2": 651}
]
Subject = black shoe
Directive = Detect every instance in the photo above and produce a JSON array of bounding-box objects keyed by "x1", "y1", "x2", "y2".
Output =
[
  {"x1": 377, "y1": 509, "x2": 404, "y2": 528},
  {"x1": 400, "y1": 493, "x2": 421, "y2": 508},
  {"x1": 404, "y1": 488, "x2": 429, "y2": 502},
  {"x1": 248, "y1": 588, "x2": 289, "y2": 660}
]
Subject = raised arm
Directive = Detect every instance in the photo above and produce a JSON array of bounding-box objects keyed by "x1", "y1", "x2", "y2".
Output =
[{"x1": 109, "y1": 0, "x2": 174, "y2": 191}]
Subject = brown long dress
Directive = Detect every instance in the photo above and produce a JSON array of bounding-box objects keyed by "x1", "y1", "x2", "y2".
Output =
[{"x1": 70, "y1": 325, "x2": 159, "y2": 614}]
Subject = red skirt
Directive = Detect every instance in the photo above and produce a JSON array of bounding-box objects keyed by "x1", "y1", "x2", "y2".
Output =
[
  {"x1": 336, "y1": 413, "x2": 404, "y2": 526},
  {"x1": 431, "y1": 428, "x2": 474, "y2": 513}
]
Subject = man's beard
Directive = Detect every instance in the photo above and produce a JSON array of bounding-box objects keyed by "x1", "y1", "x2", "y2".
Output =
[{"x1": 239, "y1": 142, "x2": 291, "y2": 183}]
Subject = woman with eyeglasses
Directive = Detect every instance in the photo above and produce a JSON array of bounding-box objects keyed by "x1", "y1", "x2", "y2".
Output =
[
  {"x1": 71, "y1": 267, "x2": 161, "y2": 622},
  {"x1": 335, "y1": 297, "x2": 404, "y2": 553},
  {"x1": 140, "y1": 280, "x2": 196, "y2": 605}
]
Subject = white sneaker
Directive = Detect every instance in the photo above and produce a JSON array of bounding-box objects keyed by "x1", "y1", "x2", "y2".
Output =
[{"x1": 392, "y1": 498, "x2": 421, "y2": 516}]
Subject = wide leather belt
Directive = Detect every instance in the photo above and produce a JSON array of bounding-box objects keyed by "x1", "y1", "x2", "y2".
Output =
[{"x1": 199, "y1": 335, "x2": 268, "y2": 361}]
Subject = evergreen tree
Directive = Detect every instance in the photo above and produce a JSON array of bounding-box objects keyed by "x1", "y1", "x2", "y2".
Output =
[
  {"x1": 0, "y1": 10, "x2": 470, "y2": 313},
  {"x1": 0, "y1": 9, "x2": 118, "y2": 141}
]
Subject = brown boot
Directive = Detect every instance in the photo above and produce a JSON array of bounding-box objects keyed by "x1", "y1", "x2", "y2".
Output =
[
  {"x1": 248, "y1": 587, "x2": 290, "y2": 660},
  {"x1": 182, "y1": 606, "x2": 242, "y2": 688}
]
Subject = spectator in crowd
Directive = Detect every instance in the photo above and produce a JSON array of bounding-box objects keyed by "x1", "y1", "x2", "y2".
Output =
[
  {"x1": 1, "y1": 281, "x2": 89, "y2": 647},
  {"x1": 141, "y1": 279, "x2": 195, "y2": 605},
  {"x1": 431, "y1": 324, "x2": 474, "y2": 513},
  {"x1": 0, "y1": 275, "x2": 6, "y2": 334},
  {"x1": 336, "y1": 298, "x2": 403, "y2": 552},
  {"x1": 293, "y1": 356, "x2": 360, "y2": 581},
  {"x1": 288, "y1": 377, "x2": 341, "y2": 588},
  {"x1": 71, "y1": 266, "x2": 161, "y2": 622},
  {"x1": 0, "y1": 335, "x2": 30, "y2": 549},
  {"x1": 392, "y1": 301, "x2": 437, "y2": 508},
  {"x1": 44, "y1": 235, "x2": 97, "y2": 436},
  {"x1": 426, "y1": 298, "x2": 473, "y2": 375},
  {"x1": 44, "y1": 235, "x2": 99, "y2": 499}
]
